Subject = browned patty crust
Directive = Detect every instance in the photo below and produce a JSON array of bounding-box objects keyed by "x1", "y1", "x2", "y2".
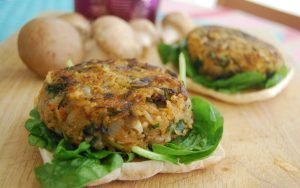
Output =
[
  {"x1": 187, "y1": 26, "x2": 284, "y2": 79},
  {"x1": 37, "y1": 59, "x2": 193, "y2": 152}
]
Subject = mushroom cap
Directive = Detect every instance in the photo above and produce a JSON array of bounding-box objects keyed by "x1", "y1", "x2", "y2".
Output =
[
  {"x1": 59, "y1": 13, "x2": 91, "y2": 40},
  {"x1": 92, "y1": 16, "x2": 142, "y2": 59},
  {"x1": 84, "y1": 39, "x2": 109, "y2": 61},
  {"x1": 162, "y1": 12, "x2": 194, "y2": 36},
  {"x1": 129, "y1": 19, "x2": 159, "y2": 47},
  {"x1": 18, "y1": 17, "x2": 84, "y2": 78},
  {"x1": 92, "y1": 16, "x2": 129, "y2": 36}
]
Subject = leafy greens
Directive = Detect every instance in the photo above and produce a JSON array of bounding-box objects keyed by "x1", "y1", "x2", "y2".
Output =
[
  {"x1": 25, "y1": 108, "x2": 124, "y2": 188},
  {"x1": 133, "y1": 96, "x2": 223, "y2": 164},
  {"x1": 35, "y1": 153, "x2": 123, "y2": 188},
  {"x1": 25, "y1": 108, "x2": 60, "y2": 151},
  {"x1": 158, "y1": 43, "x2": 288, "y2": 93},
  {"x1": 25, "y1": 96, "x2": 223, "y2": 187}
]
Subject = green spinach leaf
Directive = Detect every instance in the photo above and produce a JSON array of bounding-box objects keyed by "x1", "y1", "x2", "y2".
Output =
[
  {"x1": 35, "y1": 153, "x2": 123, "y2": 188},
  {"x1": 158, "y1": 43, "x2": 288, "y2": 93},
  {"x1": 26, "y1": 96, "x2": 224, "y2": 187},
  {"x1": 25, "y1": 108, "x2": 61, "y2": 151},
  {"x1": 265, "y1": 65, "x2": 288, "y2": 88},
  {"x1": 133, "y1": 96, "x2": 223, "y2": 164},
  {"x1": 54, "y1": 141, "x2": 91, "y2": 160}
]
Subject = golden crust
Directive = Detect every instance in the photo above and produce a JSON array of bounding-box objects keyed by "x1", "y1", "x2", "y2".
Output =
[
  {"x1": 37, "y1": 59, "x2": 193, "y2": 151},
  {"x1": 187, "y1": 26, "x2": 284, "y2": 79}
]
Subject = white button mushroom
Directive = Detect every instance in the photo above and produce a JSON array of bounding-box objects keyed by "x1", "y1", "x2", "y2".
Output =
[
  {"x1": 129, "y1": 19, "x2": 159, "y2": 49},
  {"x1": 84, "y1": 38, "x2": 109, "y2": 61},
  {"x1": 92, "y1": 16, "x2": 142, "y2": 59},
  {"x1": 161, "y1": 12, "x2": 194, "y2": 44},
  {"x1": 59, "y1": 13, "x2": 91, "y2": 41}
]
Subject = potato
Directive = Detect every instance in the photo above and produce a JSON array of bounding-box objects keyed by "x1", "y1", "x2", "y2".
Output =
[{"x1": 18, "y1": 17, "x2": 83, "y2": 78}]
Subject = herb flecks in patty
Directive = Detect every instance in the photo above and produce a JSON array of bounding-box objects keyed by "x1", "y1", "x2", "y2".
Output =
[{"x1": 37, "y1": 59, "x2": 193, "y2": 152}]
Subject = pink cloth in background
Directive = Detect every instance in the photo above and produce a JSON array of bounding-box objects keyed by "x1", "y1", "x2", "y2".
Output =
[{"x1": 160, "y1": 0, "x2": 300, "y2": 63}]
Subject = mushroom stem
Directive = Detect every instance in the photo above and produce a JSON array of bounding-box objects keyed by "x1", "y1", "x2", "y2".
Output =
[{"x1": 161, "y1": 25, "x2": 181, "y2": 44}]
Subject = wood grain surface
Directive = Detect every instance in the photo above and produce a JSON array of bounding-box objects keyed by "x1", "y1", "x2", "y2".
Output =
[{"x1": 1, "y1": 34, "x2": 300, "y2": 188}]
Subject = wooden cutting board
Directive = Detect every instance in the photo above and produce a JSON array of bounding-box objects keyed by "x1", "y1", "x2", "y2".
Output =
[{"x1": 1, "y1": 33, "x2": 300, "y2": 188}]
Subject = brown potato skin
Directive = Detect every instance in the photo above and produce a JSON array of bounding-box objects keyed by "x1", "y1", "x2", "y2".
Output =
[
  {"x1": 187, "y1": 26, "x2": 284, "y2": 79},
  {"x1": 18, "y1": 18, "x2": 84, "y2": 78}
]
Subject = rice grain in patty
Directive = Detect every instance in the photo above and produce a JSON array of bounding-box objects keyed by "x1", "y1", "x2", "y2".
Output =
[{"x1": 37, "y1": 59, "x2": 193, "y2": 152}]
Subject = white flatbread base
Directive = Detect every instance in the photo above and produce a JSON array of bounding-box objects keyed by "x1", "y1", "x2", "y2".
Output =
[
  {"x1": 39, "y1": 145, "x2": 225, "y2": 186},
  {"x1": 187, "y1": 68, "x2": 294, "y2": 104}
]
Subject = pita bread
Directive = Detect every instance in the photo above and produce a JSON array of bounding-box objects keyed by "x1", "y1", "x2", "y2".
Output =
[
  {"x1": 39, "y1": 145, "x2": 225, "y2": 186},
  {"x1": 187, "y1": 67, "x2": 294, "y2": 104},
  {"x1": 163, "y1": 59, "x2": 294, "y2": 104}
]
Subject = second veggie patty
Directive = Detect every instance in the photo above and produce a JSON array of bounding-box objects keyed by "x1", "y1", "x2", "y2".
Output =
[{"x1": 187, "y1": 26, "x2": 284, "y2": 79}]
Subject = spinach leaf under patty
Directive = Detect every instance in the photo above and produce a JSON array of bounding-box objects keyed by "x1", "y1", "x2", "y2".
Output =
[
  {"x1": 132, "y1": 96, "x2": 223, "y2": 164},
  {"x1": 35, "y1": 153, "x2": 123, "y2": 188},
  {"x1": 25, "y1": 96, "x2": 223, "y2": 187},
  {"x1": 158, "y1": 43, "x2": 288, "y2": 93},
  {"x1": 25, "y1": 108, "x2": 61, "y2": 151},
  {"x1": 25, "y1": 108, "x2": 124, "y2": 188}
]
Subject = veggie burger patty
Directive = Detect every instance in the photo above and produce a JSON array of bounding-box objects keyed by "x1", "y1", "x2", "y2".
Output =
[
  {"x1": 187, "y1": 26, "x2": 284, "y2": 79},
  {"x1": 37, "y1": 59, "x2": 193, "y2": 152}
]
